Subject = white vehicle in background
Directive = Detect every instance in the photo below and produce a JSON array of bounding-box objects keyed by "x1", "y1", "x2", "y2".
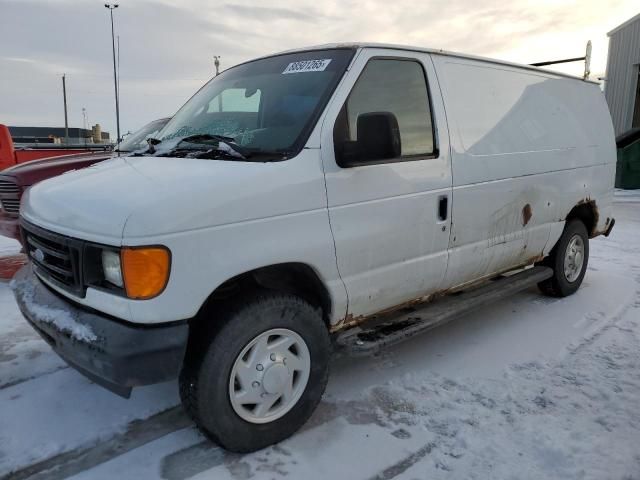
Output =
[{"x1": 13, "y1": 43, "x2": 616, "y2": 452}]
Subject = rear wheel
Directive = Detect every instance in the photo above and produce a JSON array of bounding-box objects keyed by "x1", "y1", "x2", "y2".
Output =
[
  {"x1": 179, "y1": 291, "x2": 330, "y2": 452},
  {"x1": 538, "y1": 219, "x2": 589, "y2": 297}
]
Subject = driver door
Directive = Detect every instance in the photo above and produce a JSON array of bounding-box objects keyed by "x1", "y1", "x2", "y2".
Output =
[{"x1": 320, "y1": 49, "x2": 453, "y2": 319}]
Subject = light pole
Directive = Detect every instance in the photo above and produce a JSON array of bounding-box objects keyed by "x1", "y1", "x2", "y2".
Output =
[
  {"x1": 105, "y1": 4, "x2": 121, "y2": 147},
  {"x1": 62, "y1": 74, "x2": 69, "y2": 144}
]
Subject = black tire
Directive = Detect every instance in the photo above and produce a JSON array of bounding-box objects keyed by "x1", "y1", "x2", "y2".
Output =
[
  {"x1": 179, "y1": 291, "x2": 330, "y2": 452},
  {"x1": 538, "y1": 219, "x2": 589, "y2": 297}
]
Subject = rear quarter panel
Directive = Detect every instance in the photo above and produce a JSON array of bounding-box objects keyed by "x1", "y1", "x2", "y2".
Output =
[{"x1": 432, "y1": 55, "x2": 615, "y2": 287}]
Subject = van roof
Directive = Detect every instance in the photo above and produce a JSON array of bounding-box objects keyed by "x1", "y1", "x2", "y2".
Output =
[{"x1": 263, "y1": 42, "x2": 598, "y2": 85}]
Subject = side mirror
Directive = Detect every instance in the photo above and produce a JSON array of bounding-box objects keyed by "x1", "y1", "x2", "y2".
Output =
[{"x1": 337, "y1": 112, "x2": 401, "y2": 167}]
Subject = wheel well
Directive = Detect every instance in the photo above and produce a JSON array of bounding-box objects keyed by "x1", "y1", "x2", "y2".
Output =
[
  {"x1": 566, "y1": 200, "x2": 598, "y2": 237},
  {"x1": 195, "y1": 263, "x2": 332, "y2": 327}
]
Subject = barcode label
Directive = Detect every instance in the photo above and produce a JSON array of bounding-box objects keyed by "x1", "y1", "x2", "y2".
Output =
[{"x1": 282, "y1": 59, "x2": 332, "y2": 74}]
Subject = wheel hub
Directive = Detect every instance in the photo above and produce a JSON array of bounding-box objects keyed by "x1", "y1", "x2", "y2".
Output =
[
  {"x1": 262, "y1": 362, "x2": 290, "y2": 394},
  {"x1": 563, "y1": 234, "x2": 585, "y2": 283},
  {"x1": 229, "y1": 328, "x2": 311, "y2": 424}
]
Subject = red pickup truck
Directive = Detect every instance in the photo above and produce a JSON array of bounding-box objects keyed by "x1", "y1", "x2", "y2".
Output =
[
  {"x1": 0, "y1": 118, "x2": 169, "y2": 240},
  {"x1": 0, "y1": 125, "x2": 111, "y2": 171}
]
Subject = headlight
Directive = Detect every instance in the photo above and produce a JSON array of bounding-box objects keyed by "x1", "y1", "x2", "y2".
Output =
[
  {"x1": 121, "y1": 246, "x2": 171, "y2": 300},
  {"x1": 101, "y1": 250, "x2": 123, "y2": 287}
]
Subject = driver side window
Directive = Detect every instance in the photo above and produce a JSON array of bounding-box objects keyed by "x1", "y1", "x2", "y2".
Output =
[{"x1": 334, "y1": 58, "x2": 435, "y2": 163}]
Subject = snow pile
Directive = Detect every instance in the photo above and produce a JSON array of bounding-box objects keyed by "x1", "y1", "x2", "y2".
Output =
[
  {"x1": 358, "y1": 324, "x2": 640, "y2": 479},
  {"x1": 0, "y1": 371, "x2": 180, "y2": 477},
  {"x1": 10, "y1": 276, "x2": 97, "y2": 343},
  {"x1": 614, "y1": 189, "x2": 640, "y2": 203}
]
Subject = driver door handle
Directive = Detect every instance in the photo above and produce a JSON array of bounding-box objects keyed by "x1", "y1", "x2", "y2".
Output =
[{"x1": 438, "y1": 195, "x2": 448, "y2": 221}]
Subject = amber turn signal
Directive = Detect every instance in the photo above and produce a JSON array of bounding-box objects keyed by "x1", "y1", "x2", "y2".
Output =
[{"x1": 121, "y1": 247, "x2": 171, "y2": 299}]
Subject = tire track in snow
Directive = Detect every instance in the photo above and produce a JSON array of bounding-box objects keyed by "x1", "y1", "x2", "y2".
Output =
[
  {"x1": 0, "y1": 365, "x2": 68, "y2": 391},
  {"x1": 368, "y1": 443, "x2": 436, "y2": 480},
  {"x1": 5, "y1": 407, "x2": 191, "y2": 480},
  {"x1": 565, "y1": 254, "x2": 640, "y2": 358}
]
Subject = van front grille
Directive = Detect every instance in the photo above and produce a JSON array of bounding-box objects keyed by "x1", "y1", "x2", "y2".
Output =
[{"x1": 22, "y1": 222, "x2": 84, "y2": 297}]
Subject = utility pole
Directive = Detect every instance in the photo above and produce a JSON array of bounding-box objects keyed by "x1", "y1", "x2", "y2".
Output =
[
  {"x1": 105, "y1": 4, "x2": 121, "y2": 148},
  {"x1": 117, "y1": 35, "x2": 121, "y2": 115},
  {"x1": 62, "y1": 74, "x2": 69, "y2": 144}
]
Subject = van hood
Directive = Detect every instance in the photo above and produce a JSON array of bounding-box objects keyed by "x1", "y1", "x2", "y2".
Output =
[{"x1": 21, "y1": 153, "x2": 324, "y2": 244}]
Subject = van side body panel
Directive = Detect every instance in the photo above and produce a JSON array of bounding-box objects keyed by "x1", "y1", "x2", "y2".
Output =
[{"x1": 431, "y1": 54, "x2": 616, "y2": 289}]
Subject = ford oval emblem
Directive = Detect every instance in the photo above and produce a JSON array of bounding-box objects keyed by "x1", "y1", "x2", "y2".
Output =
[{"x1": 33, "y1": 248, "x2": 45, "y2": 263}]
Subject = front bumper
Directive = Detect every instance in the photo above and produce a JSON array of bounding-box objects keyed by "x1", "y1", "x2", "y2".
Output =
[{"x1": 12, "y1": 264, "x2": 188, "y2": 397}]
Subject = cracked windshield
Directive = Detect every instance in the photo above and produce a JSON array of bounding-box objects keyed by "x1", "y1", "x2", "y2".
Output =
[{"x1": 150, "y1": 49, "x2": 354, "y2": 159}]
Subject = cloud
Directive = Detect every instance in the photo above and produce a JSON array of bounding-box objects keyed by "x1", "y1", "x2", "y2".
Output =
[
  {"x1": 221, "y1": 4, "x2": 324, "y2": 22},
  {"x1": 1, "y1": 56, "x2": 87, "y2": 76}
]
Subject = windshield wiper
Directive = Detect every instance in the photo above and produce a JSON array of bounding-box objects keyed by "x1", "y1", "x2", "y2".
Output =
[
  {"x1": 159, "y1": 147, "x2": 246, "y2": 160},
  {"x1": 137, "y1": 135, "x2": 289, "y2": 162},
  {"x1": 146, "y1": 134, "x2": 235, "y2": 151},
  {"x1": 178, "y1": 134, "x2": 236, "y2": 144},
  {"x1": 158, "y1": 146, "x2": 291, "y2": 162},
  {"x1": 244, "y1": 149, "x2": 290, "y2": 161},
  {"x1": 144, "y1": 134, "x2": 246, "y2": 158}
]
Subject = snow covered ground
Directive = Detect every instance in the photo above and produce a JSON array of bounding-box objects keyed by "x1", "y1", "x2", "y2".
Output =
[{"x1": 1, "y1": 195, "x2": 639, "y2": 480}]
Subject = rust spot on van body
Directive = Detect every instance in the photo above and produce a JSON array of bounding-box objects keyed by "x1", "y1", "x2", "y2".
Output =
[
  {"x1": 331, "y1": 253, "x2": 546, "y2": 334},
  {"x1": 572, "y1": 198, "x2": 601, "y2": 237},
  {"x1": 330, "y1": 295, "x2": 432, "y2": 333},
  {"x1": 522, "y1": 204, "x2": 532, "y2": 226}
]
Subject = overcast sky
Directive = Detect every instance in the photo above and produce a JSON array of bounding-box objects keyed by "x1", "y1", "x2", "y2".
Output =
[{"x1": 1, "y1": 0, "x2": 638, "y2": 139}]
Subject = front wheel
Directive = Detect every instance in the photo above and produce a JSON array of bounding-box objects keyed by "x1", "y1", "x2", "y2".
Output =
[
  {"x1": 179, "y1": 291, "x2": 330, "y2": 452},
  {"x1": 538, "y1": 219, "x2": 589, "y2": 297}
]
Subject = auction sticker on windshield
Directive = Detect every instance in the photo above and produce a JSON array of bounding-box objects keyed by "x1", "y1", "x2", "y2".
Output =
[{"x1": 282, "y1": 59, "x2": 332, "y2": 74}]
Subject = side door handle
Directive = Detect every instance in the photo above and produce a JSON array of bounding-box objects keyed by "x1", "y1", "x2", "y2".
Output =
[{"x1": 438, "y1": 195, "x2": 448, "y2": 222}]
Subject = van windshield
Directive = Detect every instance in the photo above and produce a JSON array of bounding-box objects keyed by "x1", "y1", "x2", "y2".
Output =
[{"x1": 152, "y1": 48, "x2": 355, "y2": 160}]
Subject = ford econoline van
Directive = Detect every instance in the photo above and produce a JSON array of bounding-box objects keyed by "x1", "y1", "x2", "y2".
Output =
[{"x1": 13, "y1": 43, "x2": 616, "y2": 452}]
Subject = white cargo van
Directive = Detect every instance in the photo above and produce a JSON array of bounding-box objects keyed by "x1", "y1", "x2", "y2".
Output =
[{"x1": 13, "y1": 43, "x2": 616, "y2": 452}]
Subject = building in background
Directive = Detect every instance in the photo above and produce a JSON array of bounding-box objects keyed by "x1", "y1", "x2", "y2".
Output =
[
  {"x1": 605, "y1": 13, "x2": 640, "y2": 136},
  {"x1": 8, "y1": 125, "x2": 110, "y2": 146}
]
